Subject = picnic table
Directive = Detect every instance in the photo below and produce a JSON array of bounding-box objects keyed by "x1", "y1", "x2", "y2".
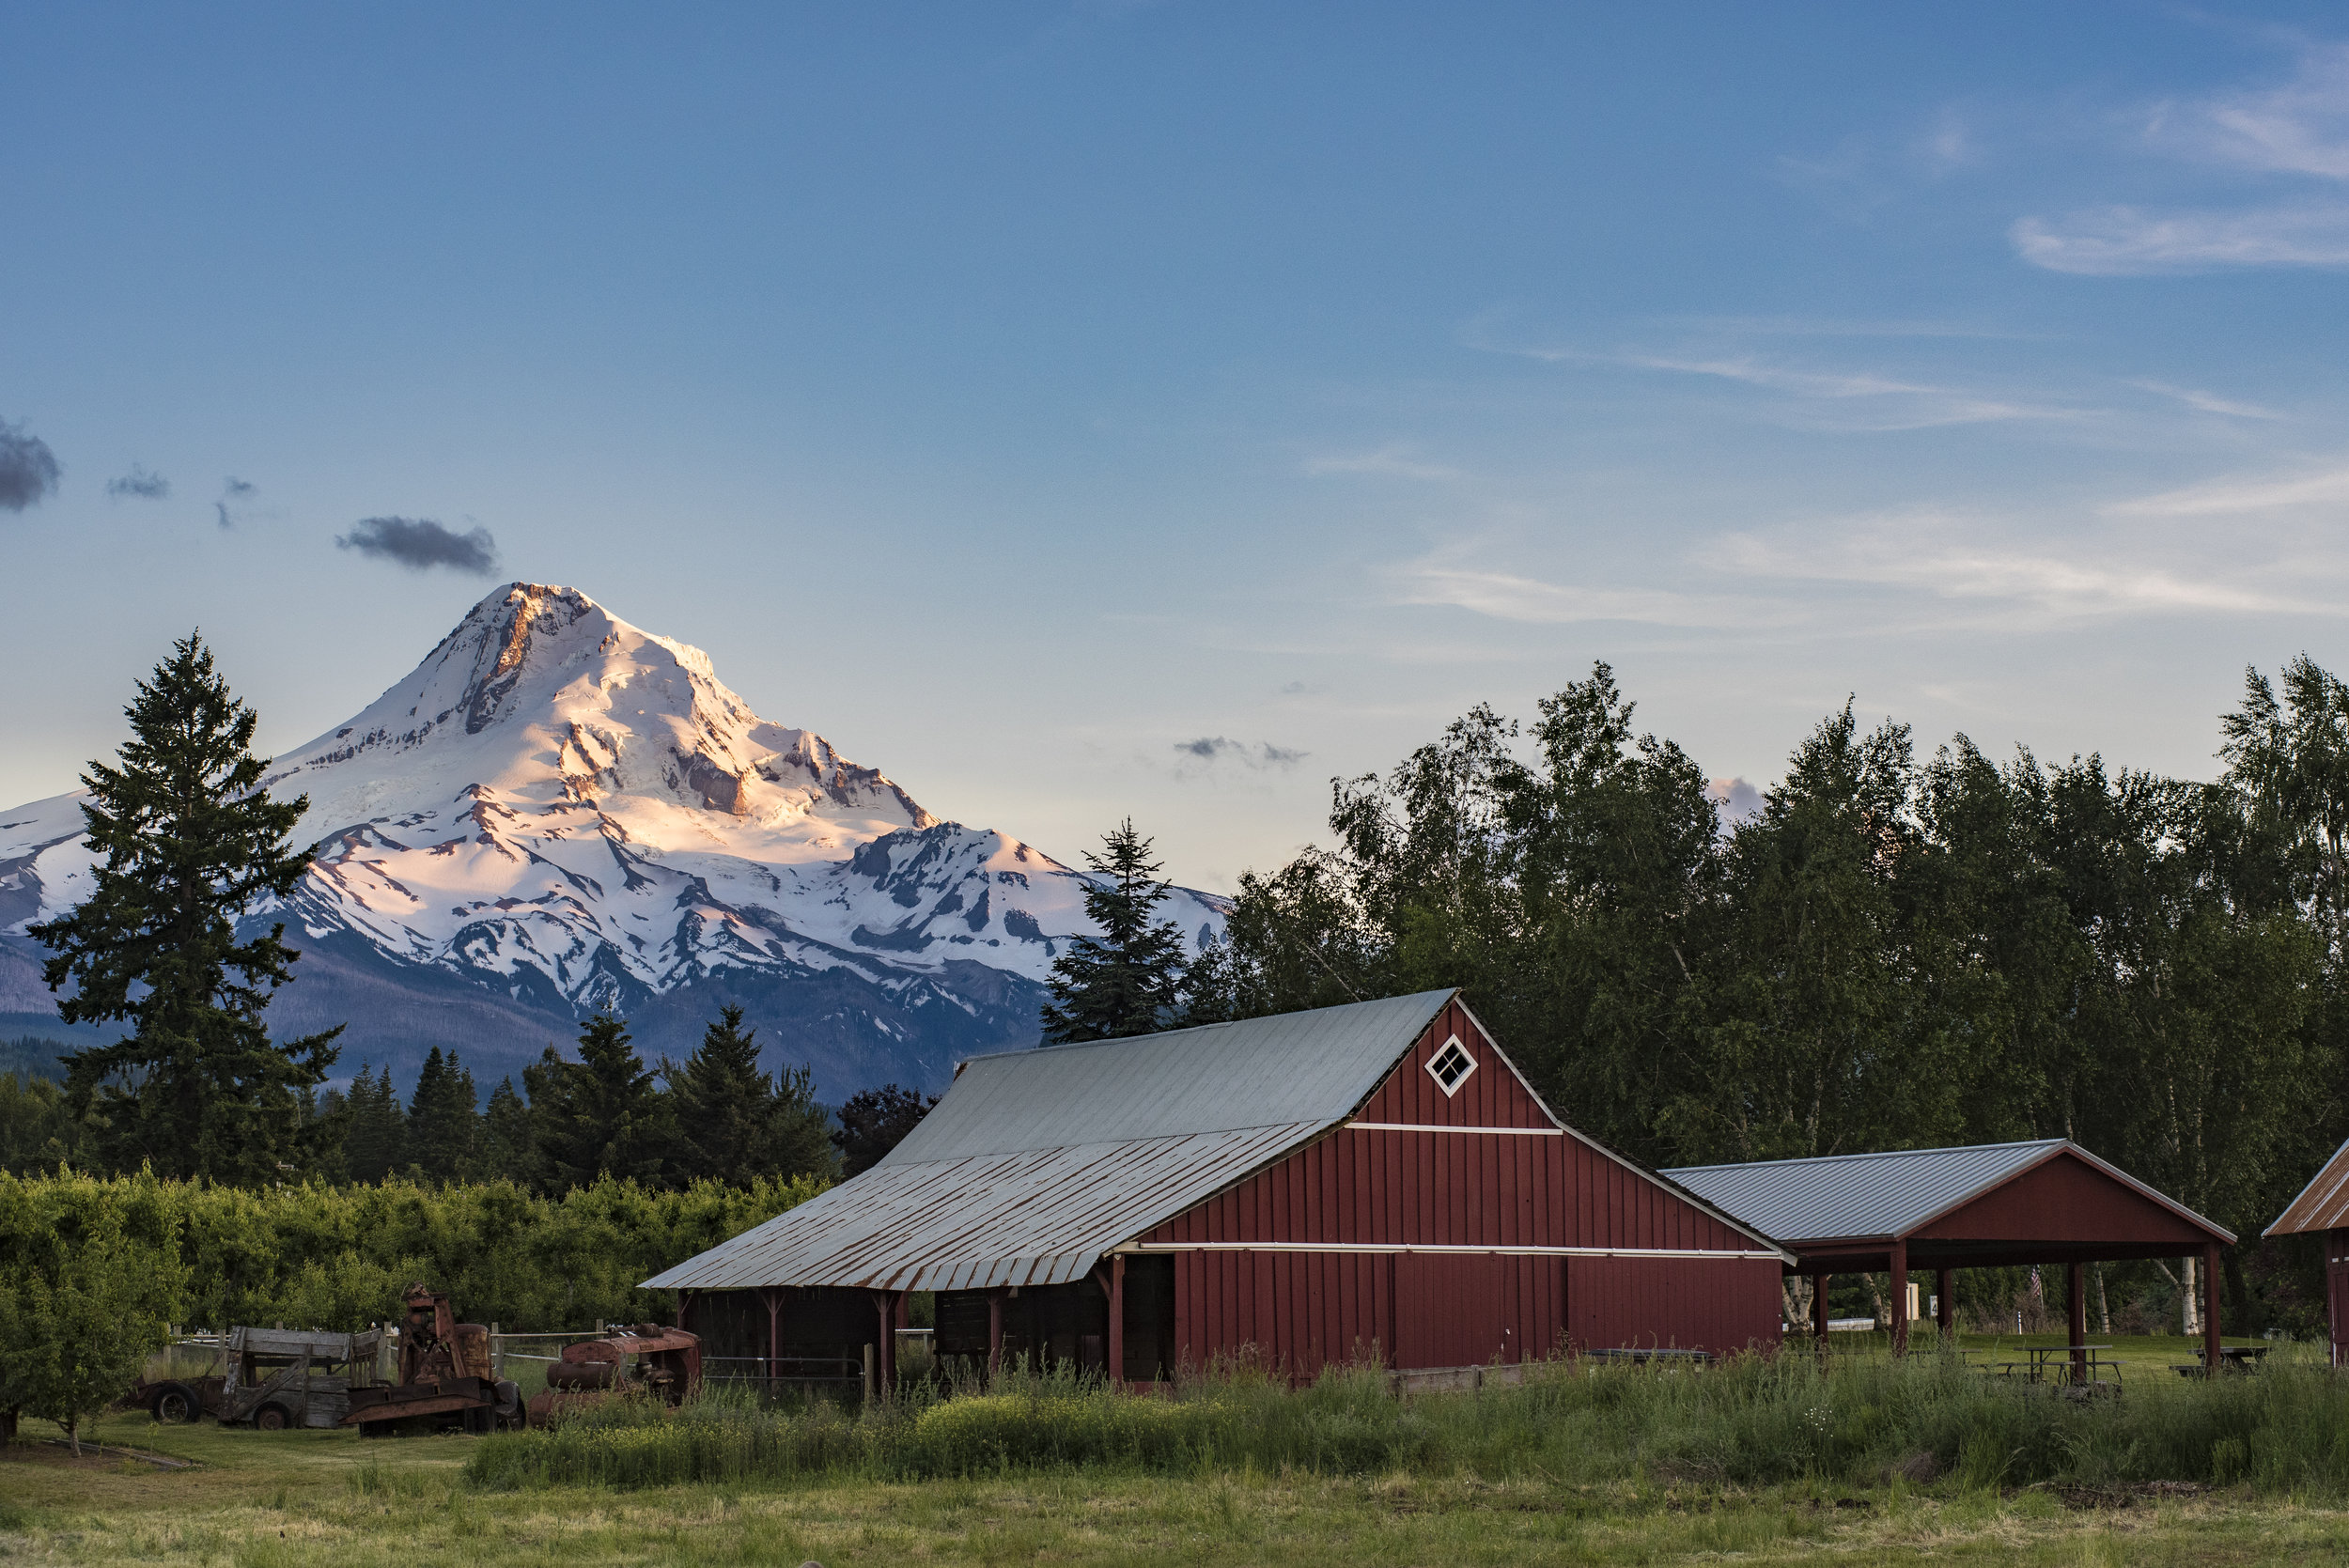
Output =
[
  {"x1": 2171, "y1": 1345, "x2": 2269, "y2": 1377},
  {"x1": 1977, "y1": 1343, "x2": 2123, "y2": 1393}
]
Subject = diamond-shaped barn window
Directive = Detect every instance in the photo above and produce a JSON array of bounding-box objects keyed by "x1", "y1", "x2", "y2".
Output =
[{"x1": 1425, "y1": 1034, "x2": 1476, "y2": 1097}]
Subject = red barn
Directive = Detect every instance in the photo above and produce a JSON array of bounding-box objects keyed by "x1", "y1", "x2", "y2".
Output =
[{"x1": 646, "y1": 990, "x2": 1786, "y2": 1387}]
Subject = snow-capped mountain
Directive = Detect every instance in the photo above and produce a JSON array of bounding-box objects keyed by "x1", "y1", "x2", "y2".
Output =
[{"x1": 0, "y1": 583, "x2": 1226, "y2": 1095}]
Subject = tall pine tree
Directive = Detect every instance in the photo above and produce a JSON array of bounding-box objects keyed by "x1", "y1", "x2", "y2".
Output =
[
  {"x1": 340, "y1": 1063, "x2": 406, "y2": 1182},
  {"x1": 663, "y1": 1005, "x2": 836, "y2": 1184},
  {"x1": 527, "y1": 1014, "x2": 672, "y2": 1188},
  {"x1": 28, "y1": 633, "x2": 342, "y2": 1182},
  {"x1": 1039, "y1": 818, "x2": 1189, "y2": 1043},
  {"x1": 406, "y1": 1047, "x2": 480, "y2": 1182}
]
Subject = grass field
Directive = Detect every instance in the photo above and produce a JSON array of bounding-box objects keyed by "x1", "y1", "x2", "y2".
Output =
[{"x1": 10, "y1": 1346, "x2": 2349, "y2": 1565}]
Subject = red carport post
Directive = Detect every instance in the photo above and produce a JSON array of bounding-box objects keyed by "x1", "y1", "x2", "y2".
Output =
[
  {"x1": 1109, "y1": 1253, "x2": 1127, "y2": 1389},
  {"x1": 1890, "y1": 1240, "x2": 1909, "y2": 1358},
  {"x1": 2067, "y1": 1262, "x2": 2087, "y2": 1386},
  {"x1": 1936, "y1": 1269, "x2": 1954, "y2": 1343},
  {"x1": 1812, "y1": 1272, "x2": 1831, "y2": 1360},
  {"x1": 2203, "y1": 1242, "x2": 2223, "y2": 1379}
]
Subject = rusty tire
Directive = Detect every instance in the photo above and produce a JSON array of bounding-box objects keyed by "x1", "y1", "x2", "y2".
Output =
[
  {"x1": 253, "y1": 1404, "x2": 292, "y2": 1432},
  {"x1": 149, "y1": 1383, "x2": 199, "y2": 1424}
]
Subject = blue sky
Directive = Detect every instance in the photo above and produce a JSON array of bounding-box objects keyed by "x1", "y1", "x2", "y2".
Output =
[{"x1": 8, "y1": 2, "x2": 2349, "y2": 888}]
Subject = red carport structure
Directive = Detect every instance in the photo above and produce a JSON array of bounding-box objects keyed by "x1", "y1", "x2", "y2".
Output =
[
  {"x1": 1665, "y1": 1141, "x2": 2237, "y2": 1379},
  {"x1": 2264, "y1": 1136, "x2": 2349, "y2": 1365}
]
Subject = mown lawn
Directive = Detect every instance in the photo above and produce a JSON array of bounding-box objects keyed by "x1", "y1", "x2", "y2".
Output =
[{"x1": 8, "y1": 1407, "x2": 2349, "y2": 1566}]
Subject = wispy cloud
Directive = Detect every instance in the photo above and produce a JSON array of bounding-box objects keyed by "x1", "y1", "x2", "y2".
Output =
[
  {"x1": 1172, "y1": 737, "x2": 1308, "y2": 777},
  {"x1": 0, "y1": 419, "x2": 61, "y2": 512},
  {"x1": 336, "y1": 516, "x2": 502, "y2": 575},
  {"x1": 214, "y1": 475, "x2": 258, "y2": 529},
  {"x1": 106, "y1": 464, "x2": 170, "y2": 499},
  {"x1": 2103, "y1": 460, "x2": 2349, "y2": 517},
  {"x1": 1302, "y1": 445, "x2": 1459, "y2": 481},
  {"x1": 2016, "y1": 41, "x2": 2349, "y2": 274},
  {"x1": 1385, "y1": 554, "x2": 1799, "y2": 629},
  {"x1": 1708, "y1": 512, "x2": 2326, "y2": 618},
  {"x1": 2126, "y1": 380, "x2": 2285, "y2": 419},
  {"x1": 2014, "y1": 203, "x2": 2349, "y2": 274},
  {"x1": 1616, "y1": 352, "x2": 2083, "y2": 428}
]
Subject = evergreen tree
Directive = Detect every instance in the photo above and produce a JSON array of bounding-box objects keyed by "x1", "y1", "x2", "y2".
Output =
[
  {"x1": 663, "y1": 1005, "x2": 838, "y2": 1184},
  {"x1": 1039, "y1": 819, "x2": 1190, "y2": 1043},
  {"x1": 528, "y1": 1014, "x2": 672, "y2": 1188},
  {"x1": 341, "y1": 1063, "x2": 406, "y2": 1183},
  {"x1": 832, "y1": 1083, "x2": 937, "y2": 1178},
  {"x1": 26, "y1": 634, "x2": 341, "y2": 1183},
  {"x1": 480, "y1": 1075, "x2": 538, "y2": 1186},
  {"x1": 405, "y1": 1047, "x2": 480, "y2": 1182}
]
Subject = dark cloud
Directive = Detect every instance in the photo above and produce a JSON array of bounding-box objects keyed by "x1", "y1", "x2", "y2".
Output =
[
  {"x1": 215, "y1": 475, "x2": 257, "y2": 528},
  {"x1": 0, "y1": 419, "x2": 62, "y2": 512},
  {"x1": 107, "y1": 465, "x2": 170, "y2": 500},
  {"x1": 1174, "y1": 737, "x2": 1308, "y2": 771},
  {"x1": 336, "y1": 515, "x2": 501, "y2": 575}
]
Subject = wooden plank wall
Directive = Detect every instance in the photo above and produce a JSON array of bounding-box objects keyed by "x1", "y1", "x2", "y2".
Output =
[{"x1": 1151, "y1": 998, "x2": 1783, "y2": 1373}]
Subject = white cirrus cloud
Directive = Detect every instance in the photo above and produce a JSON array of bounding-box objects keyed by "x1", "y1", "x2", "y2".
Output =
[
  {"x1": 1707, "y1": 514, "x2": 2326, "y2": 618},
  {"x1": 2013, "y1": 202, "x2": 2349, "y2": 274},
  {"x1": 2102, "y1": 460, "x2": 2349, "y2": 518},
  {"x1": 1383, "y1": 554, "x2": 1802, "y2": 629},
  {"x1": 1302, "y1": 446, "x2": 1460, "y2": 481}
]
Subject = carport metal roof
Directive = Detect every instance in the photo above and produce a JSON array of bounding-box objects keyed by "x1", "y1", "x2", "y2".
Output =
[{"x1": 1664, "y1": 1139, "x2": 2233, "y2": 1273}]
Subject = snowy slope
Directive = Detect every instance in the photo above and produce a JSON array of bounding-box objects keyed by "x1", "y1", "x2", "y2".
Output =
[{"x1": 0, "y1": 584, "x2": 1226, "y2": 1093}]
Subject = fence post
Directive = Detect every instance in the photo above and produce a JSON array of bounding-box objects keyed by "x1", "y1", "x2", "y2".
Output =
[
  {"x1": 863, "y1": 1343, "x2": 876, "y2": 1405},
  {"x1": 491, "y1": 1323, "x2": 503, "y2": 1377}
]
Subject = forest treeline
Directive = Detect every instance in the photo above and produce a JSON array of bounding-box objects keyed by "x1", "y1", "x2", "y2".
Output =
[{"x1": 1181, "y1": 658, "x2": 2349, "y2": 1314}]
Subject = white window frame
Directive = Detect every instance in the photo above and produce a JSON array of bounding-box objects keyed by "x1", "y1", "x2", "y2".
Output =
[{"x1": 1424, "y1": 1033, "x2": 1477, "y2": 1098}]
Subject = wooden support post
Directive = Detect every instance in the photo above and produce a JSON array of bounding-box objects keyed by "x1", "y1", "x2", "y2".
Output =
[
  {"x1": 762, "y1": 1287, "x2": 784, "y2": 1391},
  {"x1": 2067, "y1": 1262, "x2": 2088, "y2": 1386},
  {"x1": 1889, "y1": 1242, "x2": 1908, "y2": 1358},
  {"x1": 1936, "y1": 1269, "x2": 1954, "y2": 1341},
  {"x1": 1109, "y1": 1254, "x2": 1127, "y2": 1389},
  {"x1": 988, "y1": 1289, "x2": 1004, "y2": 1384},
  {"x1": 874, "y1": 1291, "x2": 897, "y2": 1400},
  {"x1": 1812, "y1": 1272, "x2": 1831, "y2": 1361},
  {"x1": 2204, "y1": 1241, "x2": 2223, "y2": 1380}
]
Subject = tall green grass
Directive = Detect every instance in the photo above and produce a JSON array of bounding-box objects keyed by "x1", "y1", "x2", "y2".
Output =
[{"x1": 463, "y1": 1347, "x2": 2349, "y2": 1496}]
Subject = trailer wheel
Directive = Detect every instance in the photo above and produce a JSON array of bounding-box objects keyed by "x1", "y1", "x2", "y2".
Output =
[
  {"x1": 149, "y1": 1383, "x2": 200, "y2": 1424},
  {"x1": 253, "y1": 1403, "x2": 292, "y2": 1432}
]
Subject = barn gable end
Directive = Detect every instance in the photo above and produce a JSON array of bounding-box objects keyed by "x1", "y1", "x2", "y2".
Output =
[{"x1": 1137, "y1": 998, "x2": 1787, "y2": 1372}]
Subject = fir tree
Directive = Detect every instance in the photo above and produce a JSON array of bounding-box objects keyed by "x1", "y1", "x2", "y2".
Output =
[
  {"x1": 831, "y1": 1083, "x2": 937, "y2": 1178},
  {"x1": 663, "y1": 1005, "x2": 837, "y2": 1185},
  {"x1": 1039, "y1": 818, "x2": 1190, "y2": 1043},
  {"x1": 406, "y1": 1046, "x2": 479, "y2": 1182},
  {"x1": 528, "y1": 1014, "x2": 672, "y2": 1188},
  {"x1": 480, "y1": 1075, "x2": 538, "y2": 1186},
  {"x1": 341, "y1": 1063, "x2": 406, "y2": 1183},
  {"x1": 27, "y1": 633, "x2": 342, "y2": 1182}
]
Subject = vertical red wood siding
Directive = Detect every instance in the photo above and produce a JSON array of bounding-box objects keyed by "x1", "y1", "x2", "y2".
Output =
[{"x1": 1148, "y1": 999, "x2": 1784, "y2": 1373}]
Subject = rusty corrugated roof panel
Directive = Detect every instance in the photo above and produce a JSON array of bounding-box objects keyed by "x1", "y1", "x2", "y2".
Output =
[
  {"x1": 642, "y1": 990, "x2": 1457, "y2": 1292},
  {"x1": 2267, "y1": 1136, "x2": 2349, "y2": 1236},
  {"x1": 1665, "y1": 1139, "x2": 2233, "y2": 1247},
  {"x1": 644, "y1": 1123, "x2": 1324, "y2": 1292}
]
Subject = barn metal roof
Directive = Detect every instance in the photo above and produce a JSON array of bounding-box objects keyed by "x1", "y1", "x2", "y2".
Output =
[
  {"x1": 2266, "y1": 1136, "x2": 2349, "y2": 1236},
  {"x1": 1665, "y1": 1139, "x2": 2234, "y2": 1246},
  {"x1": 642, "y1": 990, "x2": 1458, "y2": 1294}
]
